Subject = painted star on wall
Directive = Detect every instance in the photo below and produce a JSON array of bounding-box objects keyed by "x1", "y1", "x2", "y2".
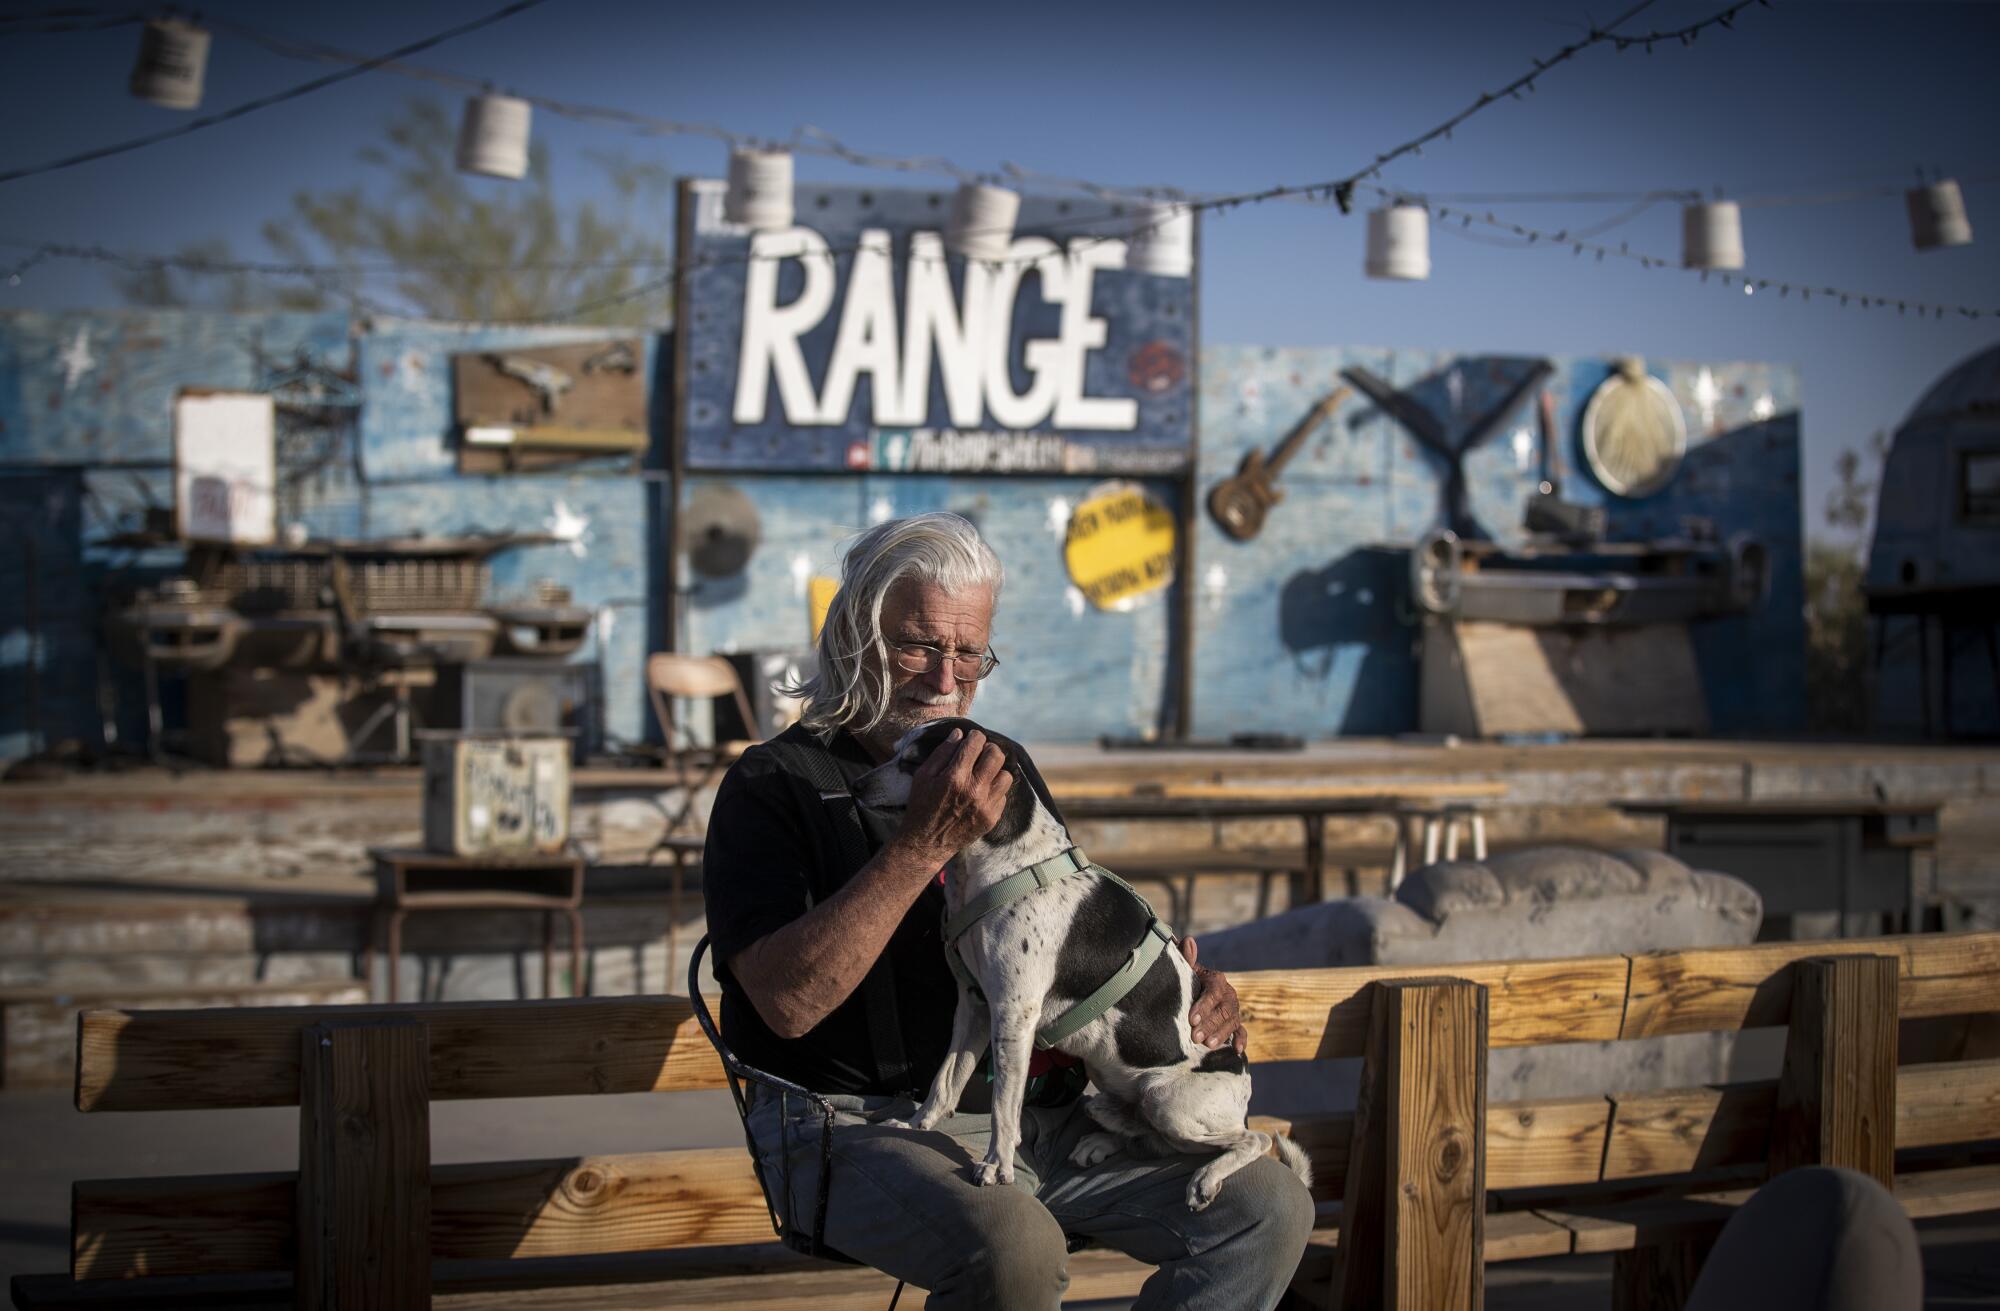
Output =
[
  {"x1": 544, "y1": 499, "x2": 591, "y2": 559},
  {"x1": 58, "y1": 327, "x2": 95, "y2": 392}
]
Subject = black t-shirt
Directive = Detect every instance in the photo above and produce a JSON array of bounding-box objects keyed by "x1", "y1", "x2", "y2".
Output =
[{"x1": 701, "y1": 723, "x2": 957, "y2": 1096}]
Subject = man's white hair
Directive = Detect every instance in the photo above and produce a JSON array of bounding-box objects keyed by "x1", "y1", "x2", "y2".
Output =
[{"x1": 790, "y1": 512, "x2": 1003, "y2": 739}]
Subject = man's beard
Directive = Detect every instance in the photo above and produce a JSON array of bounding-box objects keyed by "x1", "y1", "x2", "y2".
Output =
[{"x1": 865, "y1": 685, "x2": 972, "y2": 753}]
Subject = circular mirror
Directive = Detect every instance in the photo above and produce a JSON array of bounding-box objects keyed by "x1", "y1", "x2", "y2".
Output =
[{"x1": 1581, "y1": 360, "x2": 1688, "y2": 498}]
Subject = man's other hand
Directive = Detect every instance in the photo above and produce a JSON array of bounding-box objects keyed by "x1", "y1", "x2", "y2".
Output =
[
  {"x1": 899, "y1": 727, "x2": 1014, "y2": 864},
  {"x1": 1183, "y1": 937, "x2": 1248, "y2": 1054}
]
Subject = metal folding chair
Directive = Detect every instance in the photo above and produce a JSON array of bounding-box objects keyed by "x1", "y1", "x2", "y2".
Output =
[{"x1": 687, "y1": 934, "x2": 897, "y2": 1288}]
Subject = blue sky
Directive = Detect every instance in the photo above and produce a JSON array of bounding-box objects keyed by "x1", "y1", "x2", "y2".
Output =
[{"x1": 2, "y1": 0, "x2": 1995, "y2": 541}]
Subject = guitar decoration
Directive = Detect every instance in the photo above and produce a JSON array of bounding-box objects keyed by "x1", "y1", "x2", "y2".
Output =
[{"x1": 1207, "y1": 386, "x2": 1351, "y2": 541}]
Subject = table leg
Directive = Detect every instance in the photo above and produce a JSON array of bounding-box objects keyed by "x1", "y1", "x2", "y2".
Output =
[
  {"x1": 1303, "y1": 816, "x2": 1326, "y2": 906},
  {"x1": 668, "y1": 848, "x2": 687, "y2": 994},
  {"x1": 542, "y1": 910, "x2": 555, "y2": 998},
  {"x1": 569, "y1": 907, "x2": 585, "y2": 998},
  {"x1": 386, "y1": 908, "x2": 406, "y2": 1005}
]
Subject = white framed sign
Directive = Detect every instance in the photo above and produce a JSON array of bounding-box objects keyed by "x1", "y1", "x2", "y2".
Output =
[{"x1": 173, "y1": 389, "x2": 276, "y2": 544}]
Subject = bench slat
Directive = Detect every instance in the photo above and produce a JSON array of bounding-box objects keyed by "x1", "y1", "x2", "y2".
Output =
[
  {"x1": 73, "y1": 934, "x2": 2000, "y2": 1114},
  {"x1": 1601, "y1": 1083, "x2": 1777, "y2": 1181},
  {"x1": 1620, "y1": 932, "x2": 2000, "y2": 1039},
  {"x1": 87, "y1": 1059, "x2": 1985, "y2": 1284},
  {"x1": 1533, "y1": 1161, "x2": 2000, "y2": 1258},
  {"x1": 75, "y1": 958, "x2": 1634, "y2": 1113},
  {"x1": 1896, "y1": 1058, "x2": 2000, "y2": 1151},
  {"x1": 1234, "y1": 956, "x2": 1631, "y2": 1061},
  {"x1": 74, "y1": 1149, "x2": 775, "y2": 1281},
  {"x1": 76, "y1": 999, "x2": 726, "y2": 1112}
]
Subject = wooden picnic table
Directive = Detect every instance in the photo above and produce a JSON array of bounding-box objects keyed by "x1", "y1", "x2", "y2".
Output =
[
  {"x1": 1056, "y1": 781, "x2": 1508, "y2": 906},
  {"x1": 1616, "y1": 797, "x2": 1946, "y2": 937}
]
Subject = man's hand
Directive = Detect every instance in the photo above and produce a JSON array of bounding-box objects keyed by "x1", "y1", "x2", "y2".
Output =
[
  {"x1": 1183, "y1": 937, "x2": 1247, "y2": 1054},
  {"x1": 895, "y1": 727, "x2": 1014, "y2": 866}
]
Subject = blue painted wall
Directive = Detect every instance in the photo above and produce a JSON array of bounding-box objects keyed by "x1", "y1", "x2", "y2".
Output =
[
  {"x1": 1, "y1": 308, "x2": 1803, "y2": 759},
  {"x1": 1194, "y1": 346, "x2": 1804, "y2": 737},
  {"x1": 0, "y1": 309, "x2": 657, "y2": 758}
]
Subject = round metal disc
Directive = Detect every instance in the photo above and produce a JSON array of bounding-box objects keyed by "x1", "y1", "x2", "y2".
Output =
[
  {"x1": 1581, "y1": 364, "x2": 1688, "y2": 499},
  {"x1": 681, "y1": 483, "x2": 762, "y2": 578}
]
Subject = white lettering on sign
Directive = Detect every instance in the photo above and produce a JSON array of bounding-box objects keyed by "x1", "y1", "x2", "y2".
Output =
[
  {"x1": 734, "y1": 229, "x2": 836, "y2": 424},
  {"x1": 733, "y1": 228, "x2": 1139, "y2": 432}
]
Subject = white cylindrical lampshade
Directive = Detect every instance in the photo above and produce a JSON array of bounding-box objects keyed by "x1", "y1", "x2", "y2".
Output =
[
  {"x1": 947, "y1": 184, "x2": 1021, "y2": 262},
  {"x1": 1907, "y1": 180, "x2": 1973, "y2": 250},
  {"x1": 1682, "y1": 201, "x2": 1745, "y2": 270},
  {"x1": 129, "y1": 19, "x2": 210, "y2": 111},
  {"x1": 1365, "y1": 205, "x2": 1430, "y2": 281},
  {"x1": 1126, "y1": 202, "x2": 1194, "y2": 277},
  {"x1": 456, "y1": 95, "x2": 532, "y2": 180},
  {"x1": 724, "y1": 149, "x2": 795, "y2": 231}
]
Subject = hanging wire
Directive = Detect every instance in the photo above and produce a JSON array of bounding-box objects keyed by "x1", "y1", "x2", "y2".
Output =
[
  {"x1": 0, "y1": 0, "x2": 559, "y2": 186},
  {"x1": 18, "y1": 0, "x2": 1972, "y2": 322},
  {"x1": 1407, "y1": 184, "x2": 1995, "y2": 320},
  {"x1": 150, "y1": 0, "x2": 1763, "y2": 209}
]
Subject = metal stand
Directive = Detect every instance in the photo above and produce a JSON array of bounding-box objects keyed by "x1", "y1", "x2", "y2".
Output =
[{"x1": 366, "y1": 847, "x2": 586, "y2": 1002}]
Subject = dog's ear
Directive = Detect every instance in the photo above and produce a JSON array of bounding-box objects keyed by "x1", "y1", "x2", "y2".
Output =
[{"x1": 982, "y1": 748, "x2": 1037, "y2": 847}]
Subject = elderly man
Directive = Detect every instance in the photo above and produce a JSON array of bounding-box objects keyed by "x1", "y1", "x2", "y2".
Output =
[{"x1": 702, "y1": 511, "x2": 1313, "y2": 1310}]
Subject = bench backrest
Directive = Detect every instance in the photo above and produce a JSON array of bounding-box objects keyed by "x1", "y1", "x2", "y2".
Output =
[{"x1": 67, "y1": 931, "x2": 2000, "y2": 1305}]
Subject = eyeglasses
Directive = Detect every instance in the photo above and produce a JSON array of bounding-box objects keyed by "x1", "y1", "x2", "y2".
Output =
[{"x1": 890, "y1": 641, "x2": 1000, "y2": 682}]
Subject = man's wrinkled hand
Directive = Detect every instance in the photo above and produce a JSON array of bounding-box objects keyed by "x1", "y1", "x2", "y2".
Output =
[
  {"x1": 898, "y1": 727, "x2": 1013, "y2": 864},
  {"x1": 1182, "y1": 937, "x2": 1247, "y2": 1054}
]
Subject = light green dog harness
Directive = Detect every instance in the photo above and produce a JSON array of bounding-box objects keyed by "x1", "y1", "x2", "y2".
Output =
[{"x1": 940, "y1": 845, "x2": 1177, "y2": 1050}]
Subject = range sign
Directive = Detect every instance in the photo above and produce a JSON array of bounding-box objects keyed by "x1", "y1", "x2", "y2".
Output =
[{"x1": 679, "y1": 180, "x2": 1195, "y2": 474}]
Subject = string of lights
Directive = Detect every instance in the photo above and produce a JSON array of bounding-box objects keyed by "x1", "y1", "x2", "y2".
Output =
[
  {"x1": 2, "y1": 0, "x2": 1982, "y2": 323},
  {"x1": 1397, "y1": 185, "x2": 1996, "y2": 319},
  {"x1": 147, "y1": 0, "x2": 1767, "y2": 207},
  {"x1": 0, "y1": 0, "x2": 557, "y2": 186},
  {"x1": 18, "y1": 2, "x2": 1971, "y2": 233},
  {"x1": 9, "y1": 176, "x2": 1989, "y2": 329},
  {"x1": 1374, "y1": 171, "x2": 1999, "y2": 209},
  {"x1": 0, "y1": 7, "x2": 146, "y2": 35}
]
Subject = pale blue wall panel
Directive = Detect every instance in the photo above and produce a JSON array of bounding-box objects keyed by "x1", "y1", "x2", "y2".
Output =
[{"x1": 0, "y1": 310, "x2": 349, "y2": 466}]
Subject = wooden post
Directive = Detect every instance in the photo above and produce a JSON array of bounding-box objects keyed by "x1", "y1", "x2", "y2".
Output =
[
  {"x1": 1767, "y1": 953, "x2": 1900, "y2": 1185},
  {"x1": 1614, "y1": 953, "x2": 1900, "y2": 1311},
  {"x1": 1337, "y1": 978, "x2": 1488, "y2": 1311},
  {"x1": 297, "y1": 1019, "x2": 432, "y2": 1310}
]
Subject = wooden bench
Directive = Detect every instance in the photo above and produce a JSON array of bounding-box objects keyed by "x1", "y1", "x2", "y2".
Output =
[{"x1": 12, "y1": 931, "x2": 2000, "y2": 1310}]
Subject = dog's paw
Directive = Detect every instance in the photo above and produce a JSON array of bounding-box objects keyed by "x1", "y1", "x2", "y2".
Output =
[
  {"x1": 879, "y1": 1117, "x2": 915, "y2": 1131},
  {"x1": 1069, "y1": 1131, "x2": 1121, "y2": 1168},
  {"x1": 973, "y1": 1158, "x2": 1015, "y2": 1187},
  {"x1": 1186, "y1": 1173, "x2": 1221, "y2": 1212}
]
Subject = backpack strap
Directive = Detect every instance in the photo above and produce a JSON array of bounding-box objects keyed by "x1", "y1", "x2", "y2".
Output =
[{"x1": 766, "y1": 734, "x2": 914, "y2": 1096}]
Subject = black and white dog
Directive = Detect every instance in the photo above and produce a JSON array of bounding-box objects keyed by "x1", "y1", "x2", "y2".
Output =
[{"x1": 852, "y1": 718, "x2": 1310, "y2": 1211}]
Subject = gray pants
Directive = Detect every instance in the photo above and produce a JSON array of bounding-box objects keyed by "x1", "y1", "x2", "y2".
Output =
[{"x1": 747, "y1": 1088, "x2": 1315, "y2": 1310}]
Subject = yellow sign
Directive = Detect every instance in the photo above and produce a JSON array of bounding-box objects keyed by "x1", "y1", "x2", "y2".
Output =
[
  {"x1": 1064, "y1": 485, "x2": 1177, "y2": 610},
  {"x1": 808, "y1": 576, "x2": 839, "y2": 642}
]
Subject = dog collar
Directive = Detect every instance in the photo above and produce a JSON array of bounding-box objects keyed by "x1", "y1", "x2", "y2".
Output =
[{"x1": 940, "y1": 846, "x2": 1178, "y2": 1051}]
